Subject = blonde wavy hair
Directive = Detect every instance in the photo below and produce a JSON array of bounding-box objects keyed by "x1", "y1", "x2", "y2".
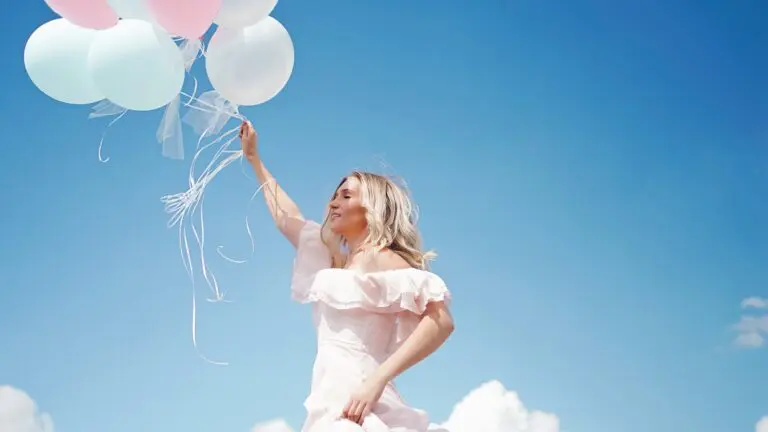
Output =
[{"x1": 320, "y1": 171, "x2": 436, "y2": 270}]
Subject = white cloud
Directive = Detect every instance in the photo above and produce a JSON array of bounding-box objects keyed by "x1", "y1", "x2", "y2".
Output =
[
  {"x1": 742, "y1": 297, "x2": 768, "y2": 310},
  {"x1": 251, "y1": 380, "x2": 559, "y2": 432},
  {"x1": 735, "y1": 330, "x2": 765, "y2": 348},
  {"x1": 757, "y1": 416, "x2": 768, "y2": 432},
  {"x1": 0, "y1": 386, "x2": 54, "y2": 432},
  {"x1": 251, "y1": 418, "x2": 294, "y2": 432},
  {"x1": 733, "y1": 297, "x2": 768, "y2": 349},
  {"x1": 436, "y1": 380, "x2": 559, "y2": 432}
]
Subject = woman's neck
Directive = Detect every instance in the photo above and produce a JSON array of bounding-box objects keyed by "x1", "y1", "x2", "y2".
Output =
[{"x1": 344, "y1": 232, "x2": 366, "y2": 255}]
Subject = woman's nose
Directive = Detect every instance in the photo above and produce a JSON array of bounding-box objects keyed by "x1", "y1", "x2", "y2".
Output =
[{"x1": 329, "y1": 200, "x2": 340, "y2": 209}]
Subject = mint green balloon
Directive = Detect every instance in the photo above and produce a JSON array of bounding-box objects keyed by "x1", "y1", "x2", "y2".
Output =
[
  {"x1": 88, "y1": 19, "x2": 184, "y2": 111},
  {"x1": 24, "y1": 19, "x2": 104, "y2": 105}
]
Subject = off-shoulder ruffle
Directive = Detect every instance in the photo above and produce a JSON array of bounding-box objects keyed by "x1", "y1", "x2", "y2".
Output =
[
  {"x1": 293, "y1": 267, "x2": 451, "y2": 315},
  {"x1": 290, "y1": 221, "x2": 451, "y2": 315}
]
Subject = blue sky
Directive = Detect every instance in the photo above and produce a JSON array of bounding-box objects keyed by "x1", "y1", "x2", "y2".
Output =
[{"x1": 1, "y1": 1, "x2": 767, "y2": 432}]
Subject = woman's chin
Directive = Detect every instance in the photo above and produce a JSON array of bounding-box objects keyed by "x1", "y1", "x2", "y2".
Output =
[{"x1": 328, "y1": 220, "x2": 344, "y2": 234}]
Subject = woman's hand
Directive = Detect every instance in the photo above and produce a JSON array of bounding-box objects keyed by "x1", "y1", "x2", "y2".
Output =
[
  {"x1": 239, "y1": 120, "x2": 258, "y2": 162},
  {"x1": 341, "y1": 377, "x2": 386, "y2": 425}
]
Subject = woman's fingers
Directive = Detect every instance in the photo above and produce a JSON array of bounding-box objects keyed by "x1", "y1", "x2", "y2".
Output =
[
  {"x1": 239, "y1": 121, "x2": 253, "y2": 137},
  {"x1": 341, "y1": 394, "x2": 373, "y2": 424},
  {"x1": 341, "y1": 399, "x2": 354, "y2": 420},
  {"x1": 351, "y1": 401, "x2": 366, "y2": 425},
  {"x1": 341, "y1": 399, "x2": 364, "y2": 424},
  {"x1": 360, "y1": 403, "x2": 372, "y2": 423}
]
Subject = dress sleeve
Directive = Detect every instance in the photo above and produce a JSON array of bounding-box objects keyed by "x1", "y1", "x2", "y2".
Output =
[
  {"x1": 391, "y1": 271, "x2": 452, "y2": 350},
  {"x1": 290, "y1": 220, "x2": 332, "y2": 301}
]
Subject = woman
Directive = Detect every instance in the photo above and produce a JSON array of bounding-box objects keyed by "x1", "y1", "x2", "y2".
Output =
[{"x1": 240, "y1": 121, "x2": 455, "y2": 432}]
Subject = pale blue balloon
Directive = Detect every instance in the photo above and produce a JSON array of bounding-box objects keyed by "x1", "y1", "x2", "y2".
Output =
[
  {"x1": 107, "y1": 0, "x2": 154, "y2": 21},
  {"x1": 24, "y1": 19, "x2": 104, "y2": 105},
  {"x1": 88, "y1": 19, "x2": 184, "y2": 111}
]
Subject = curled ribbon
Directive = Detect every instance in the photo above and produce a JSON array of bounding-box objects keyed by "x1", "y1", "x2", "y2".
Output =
[
  {"x1": 90, "y1": 36, "x2": 263, "y2": 365},
  {"x1": 161, "y1": 90, "x2": 267, "y2": 366}
]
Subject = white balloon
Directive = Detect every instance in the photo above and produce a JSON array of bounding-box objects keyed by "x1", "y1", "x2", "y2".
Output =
[
  {"x1": 107, "y1": 0, "x2": 154, "y2": 21},
  {"x1": 205, "y1": 16, "x2": 294, "y2": 106},
  {"x1": 215, "y1": 0, "x2": 277, "y2": 29},
  {"x1": 24, "y1": 18, "x2": 104, "y2": 105},
  {"x1": 88, "y1": 19, "x2": 185, "y2": 111}
]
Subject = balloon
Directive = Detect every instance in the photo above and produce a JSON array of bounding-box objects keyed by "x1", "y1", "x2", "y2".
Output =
[
  {"x1": 88, "y1": 19, "x2": 185, "y2": 111},
  {"x1": 107, "y1": 0, "x2": 154, "y2": 21},
  {"x1": 205, "y1": 16, "x2": 294, "y2": 106},
  {"x1": 146, "y1": 0, "x2": 221, "y2": 39},
  {"x1": 44, "y1": 0, "x2": 118, "y2": 29},
  {"x1": 24, "y1": 19, "x2": 104, "y2": 105},
  {"x1": 214, "y1": 0, "x2": 277, "y2": 29}
]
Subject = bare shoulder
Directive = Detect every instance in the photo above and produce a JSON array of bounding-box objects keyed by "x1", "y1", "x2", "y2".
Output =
[{"x1": 371, "y1": 248, "x2": 412, "y2": 271}]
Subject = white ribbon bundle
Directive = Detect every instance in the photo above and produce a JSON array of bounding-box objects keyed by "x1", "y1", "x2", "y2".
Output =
[
  {"x1": 159, "y1": 89, "x2": 251, "y2": 366},
  {"x1": 86, "y1": 36, "x2": 277, "y2": 366},
  {"x1": 27, "y1": 3, "x2": 295, "y2": 366},
  {"x1": 89, "y1": 64, "x2": 260, "y2": 365}
]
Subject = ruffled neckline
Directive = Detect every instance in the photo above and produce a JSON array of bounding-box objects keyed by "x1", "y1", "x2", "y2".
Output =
[
  {"x1": 292, "y1": 266, "x2": 450, "y2": 315},
  {"x1": 290, "y1": 220, "x2": 451, "y2": 315},
  {"x1": 322, "y1": 266, "x2": 432, "y2": 276}
]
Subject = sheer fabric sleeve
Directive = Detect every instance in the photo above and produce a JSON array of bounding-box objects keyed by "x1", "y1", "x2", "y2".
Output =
[{"x1": 290, "y1": 221, "x2": 332, "y2": 301}]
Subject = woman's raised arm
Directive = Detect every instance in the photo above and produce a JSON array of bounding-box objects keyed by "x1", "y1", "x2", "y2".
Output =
[{"x1": 240, "y1": 121, "x2": 306, "y2": 248}]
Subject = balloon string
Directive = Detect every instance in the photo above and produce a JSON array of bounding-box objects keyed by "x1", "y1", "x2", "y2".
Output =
[
  {"x1": 217, "y1": 178, "x2": 270, "y2": 264},
  {"x1": 90, "y1": 85, "x2": 252, "y2": 365},
  {"x1": 161, "y1": 128, "x2": 239, "y2": 366},
  {"x1": 89, "y1": 101, "x2": 129, "y2": 162},
  {"x1": 97, "y1": 110, "x2": 128, "y2": 163},
  {"x1": 179, "y1": 90, "x2": 259, "y2": 263},
  {"x1": 180, "y1": 91, "x2": 244, "y2": 121},
  {"x1": 159, "y1": 96, "x2": 261, "y2": 365}
]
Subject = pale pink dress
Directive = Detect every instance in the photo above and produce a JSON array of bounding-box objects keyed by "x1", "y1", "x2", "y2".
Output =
[{"x1": 291, "y1": 221, "x2": 452, "y2": 432}]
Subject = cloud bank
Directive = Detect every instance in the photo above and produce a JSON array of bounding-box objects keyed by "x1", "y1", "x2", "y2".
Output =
[
  {"x1": 734, "y1": 297, "x2": 768, "y2": 348},
  {"x1": 251, "y1": 380, "x2": 559, "y2": 432},
  {"x1": 6, "y1": 380, "x2": 761, "y2": 432},
  {"x1": 0, "y1": 386, "x2": 54, "y2": 432},
  {"x1": 757, "y1": 416, "x2": 768, "y2": 432}
]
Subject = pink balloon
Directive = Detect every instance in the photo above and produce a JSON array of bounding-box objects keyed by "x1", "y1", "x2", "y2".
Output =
[
  {"x1": 147, "y1": 0, "x2": 222, "y2": 39},
  {"x1": 44, "y1": 0, "x2": 119, "y2": 30}
]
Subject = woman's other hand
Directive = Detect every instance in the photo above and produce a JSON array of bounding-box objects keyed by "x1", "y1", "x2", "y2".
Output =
[{"x1": 341, "y1": 377, "x2": 386, "y2": 425}]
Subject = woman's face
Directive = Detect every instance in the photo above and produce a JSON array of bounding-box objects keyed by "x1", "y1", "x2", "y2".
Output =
[{"x1": 328, "y1": 176, "x2": 367, "y2": 237}]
